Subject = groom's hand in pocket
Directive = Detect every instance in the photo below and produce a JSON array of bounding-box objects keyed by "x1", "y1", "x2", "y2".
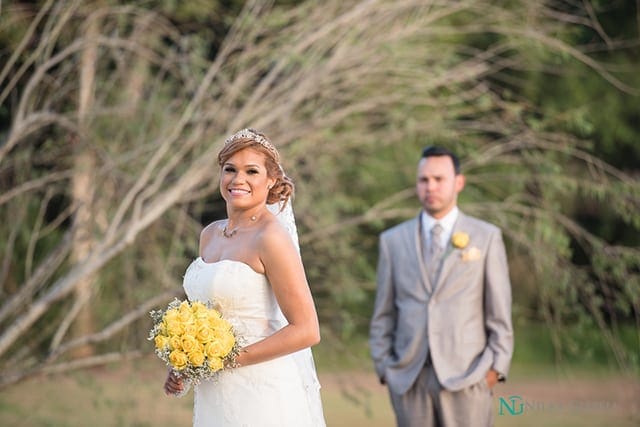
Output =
[{"x1": 485, "y1": 369, "x2": 499, "y2": 388}]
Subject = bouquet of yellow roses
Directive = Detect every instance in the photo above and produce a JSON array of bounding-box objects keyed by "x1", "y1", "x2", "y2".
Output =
[{"x1": 149, "y1": 298, "x2": 240, "y2": 384}]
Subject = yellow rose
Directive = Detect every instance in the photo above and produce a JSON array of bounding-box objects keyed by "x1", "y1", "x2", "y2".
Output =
[
  {"x1": 165, "y1": 319, "x2": 184, "y2": 336},
  {"x1": 207, "y1": 357, "x2": 224, "y2": 372},
  {"x1": 196, "y1": 325, "x2": 215, "y2": 344},
  {"x1": 210, "y1": 317, "x2": 232, "y2": 333},
  {"x1": 218, "y1": 332, "x2": 236, "y2": 355},
  {"x1": 204, "y1": 339, "x2": 226, "y2": 359},
  {"x1": 188, "y1": 349, "x2": 206, "y2": 367},
  {"x1": 158, "y1": 322, "x2": 167, "y2": 335},
  {"x1": 183, "y1": 323, "x2": 198, "y2": 336},
  {"x1": 181, "y1": 334, "x2": 199, "y2": 353},
  {"x1": 204, "y1": 333, "x2": 235, "y2": 359},
  {"x1": 206, "y1": 310, "x2": 222, "y2": 323},
  {"x1": 178, "y1": 311, "x2": 195, "y2": 325},
  {"x1": 191, "y1": 301, "x2": 206, "y2": 311},
  {"x1": 451, "y1": 232, "x2": 470, "y2": 249},
  {"x1": 163, "y1": 308, "x2": 180, "y2": 322},
  {"x1": 169, "y1": 335, "x2": 182, "y2": 351},
  {"x1": 168, "y1": 349, "x2": 188, "y2": 370},
  {"x1": 179, "y1": 300, "x2": 191, "y2": 312},
  {"x1": 207, "y1": 318, "x2": 221, "y2": 330},
  {"x1": 177, "y1": 302, "x2": 195, "y2": 323},
  {"x1": 154, "y1": 334, "x2": 170, "y2": 350},
  {"x1": 191, "y1": 302, "x2": 209, "y2": 319}
]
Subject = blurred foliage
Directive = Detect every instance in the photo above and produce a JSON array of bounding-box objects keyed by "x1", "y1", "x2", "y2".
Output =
[{"x1": 0, "y1": 0, "x2": 638, "y2": 385}]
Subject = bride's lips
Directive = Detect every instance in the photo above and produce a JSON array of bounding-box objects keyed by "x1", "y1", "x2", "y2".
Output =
[{"x1": 228, "y1": 188, "x2": 250, "y2": 196}]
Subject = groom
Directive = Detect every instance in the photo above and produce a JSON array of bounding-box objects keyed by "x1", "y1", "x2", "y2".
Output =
[{"x1": 369, "y1": 146, "x2": 513, "y2": 427}]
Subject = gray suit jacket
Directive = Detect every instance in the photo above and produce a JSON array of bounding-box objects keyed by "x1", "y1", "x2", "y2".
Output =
[{"x1": 369, "y1": 211, "x2": 513, "y2": 395}]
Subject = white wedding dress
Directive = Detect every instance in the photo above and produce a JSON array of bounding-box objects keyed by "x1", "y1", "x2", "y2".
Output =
[{"x1": 182, "y1": 257, "x2": 326, "y2": 427}]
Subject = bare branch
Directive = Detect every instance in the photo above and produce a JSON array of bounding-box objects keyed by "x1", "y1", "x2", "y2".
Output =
[
  {"x1": 2, "y1": 0, "x2": 637, "y2": 381},
  {"x1": 48, "y1": 289, "x2": 182, "y2": 359}
]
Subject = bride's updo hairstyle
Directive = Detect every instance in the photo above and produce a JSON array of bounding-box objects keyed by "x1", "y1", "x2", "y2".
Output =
[{"x1": 218, "y1": 128, "x2": 294, "y2": 207}]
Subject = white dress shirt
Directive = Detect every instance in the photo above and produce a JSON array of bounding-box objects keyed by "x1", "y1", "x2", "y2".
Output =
[{"x1": 421, "y1": 206, "x2": 459, "y2": 252}]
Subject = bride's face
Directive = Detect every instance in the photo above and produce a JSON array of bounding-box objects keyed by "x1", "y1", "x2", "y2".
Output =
[{"x1": 220, "y1": 148, "x2": 276, "y2": 209}]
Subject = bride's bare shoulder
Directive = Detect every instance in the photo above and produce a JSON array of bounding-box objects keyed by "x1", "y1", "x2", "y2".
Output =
[
  {"x1": 258, "y1": 216, "x2": 295, "y2": 251},
  {"x1": 200, "y1": 220, "x2": 224, "y2": 245}
]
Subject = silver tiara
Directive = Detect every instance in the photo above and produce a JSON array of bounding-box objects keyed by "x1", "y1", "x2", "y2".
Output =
[{"x1": 224, "y1": 128, "x2": 280, "y2": 162}]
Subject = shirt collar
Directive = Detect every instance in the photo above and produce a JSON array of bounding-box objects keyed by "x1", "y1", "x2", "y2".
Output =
[
  {"x1": 422, "y1": 206, "x2": 459, "y2": 232},
  {"x1": 421, "y1": 207, "x2": 459, "y2": 246}
]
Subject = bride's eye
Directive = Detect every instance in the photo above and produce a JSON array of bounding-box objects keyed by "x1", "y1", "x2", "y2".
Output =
[
  {"x1": 247, "y1": 169, "x2": 259, "y2": 175},
  {"x1": 223, "y1": 166, "x2": 236, "y2": 173}
]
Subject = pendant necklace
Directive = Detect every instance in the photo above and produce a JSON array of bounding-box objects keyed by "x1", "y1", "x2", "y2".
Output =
[
  {"x1": 221, "y1": 226, "x2": 237, "y2": 238},
  {"x1": 222, "y1": 215, "x2": 257, "y2": 238}
]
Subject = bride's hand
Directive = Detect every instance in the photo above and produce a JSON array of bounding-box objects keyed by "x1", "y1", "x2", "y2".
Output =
[{"x1": 163, "y1": 370, "x2": 184, "y2": 396}]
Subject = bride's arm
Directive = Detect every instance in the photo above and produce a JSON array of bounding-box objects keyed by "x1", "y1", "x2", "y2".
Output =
[{"x1": 234, "y1": 222, "x2": 320, "y2": 367}]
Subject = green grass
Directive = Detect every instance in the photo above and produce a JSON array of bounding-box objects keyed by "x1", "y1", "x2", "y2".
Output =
[
  {"x1": 0, "y1": 322, "x2": 637, "y2": 426},
  {"x1": 1, "y1": 358, "x2": 636, "y2": 427},
  {"x1": 314, "y1": 320, "x2": 639, "y2": 375},
  {"x1": 509, "y1": 320, "x2": 639, "y2": 378}
]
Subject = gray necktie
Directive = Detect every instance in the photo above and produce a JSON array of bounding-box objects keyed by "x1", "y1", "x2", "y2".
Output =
[{"x1": 428, "y1": 223, "x2": 444, "y2": 283}]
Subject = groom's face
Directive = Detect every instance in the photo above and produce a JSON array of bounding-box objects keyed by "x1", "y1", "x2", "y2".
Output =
[{"x1": 416, "y1": 155, "x2": 465, "y2": 219}]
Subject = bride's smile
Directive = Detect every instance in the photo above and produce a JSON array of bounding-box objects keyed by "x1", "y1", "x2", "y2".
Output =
[
  {"x1": 220, "y1": 148, "x2": 275, "y2": 210},
  {"x1": 228, "y1": 188, "x2": 250, "y2": 196}
]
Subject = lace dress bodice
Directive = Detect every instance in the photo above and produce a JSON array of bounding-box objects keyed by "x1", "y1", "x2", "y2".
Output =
[{"x1": 182, "y1": 257, "x2": 325, "y2": 427}]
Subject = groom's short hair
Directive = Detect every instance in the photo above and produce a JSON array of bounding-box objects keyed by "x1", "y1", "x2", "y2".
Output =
[{"x1": 421, "y1": 146, "x2": 461, "y2": 174}]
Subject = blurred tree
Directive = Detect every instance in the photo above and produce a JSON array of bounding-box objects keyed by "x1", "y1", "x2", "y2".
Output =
[
  {"x1": 486, "y1": 0, "x2": 640, "y2": 365},
  {"x1": 0, "y1": 0, "x2": 638, "y2": 388}
]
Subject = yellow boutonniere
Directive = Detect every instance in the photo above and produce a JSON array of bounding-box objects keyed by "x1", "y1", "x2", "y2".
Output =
[{"x1": 451, "y1": 232, "x2": 469, "y2": 249}]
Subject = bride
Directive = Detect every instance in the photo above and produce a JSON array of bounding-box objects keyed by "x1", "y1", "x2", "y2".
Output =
[{"x1": 163, "y1": 129, "x2": 326, "y2": 426}]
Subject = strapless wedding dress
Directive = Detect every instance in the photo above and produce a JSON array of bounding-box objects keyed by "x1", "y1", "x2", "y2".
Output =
[{"x1": 182, "y1": 257, "x2": 326, "y2": 427}]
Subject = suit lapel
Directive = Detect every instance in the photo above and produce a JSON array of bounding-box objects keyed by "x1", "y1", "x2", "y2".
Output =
[
  {"x1": 434, "y1": 213, "x2": 468, "y2": 292},
  {"x1": 413, "y1": 212, "x2": 433, "y2": 294}
]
